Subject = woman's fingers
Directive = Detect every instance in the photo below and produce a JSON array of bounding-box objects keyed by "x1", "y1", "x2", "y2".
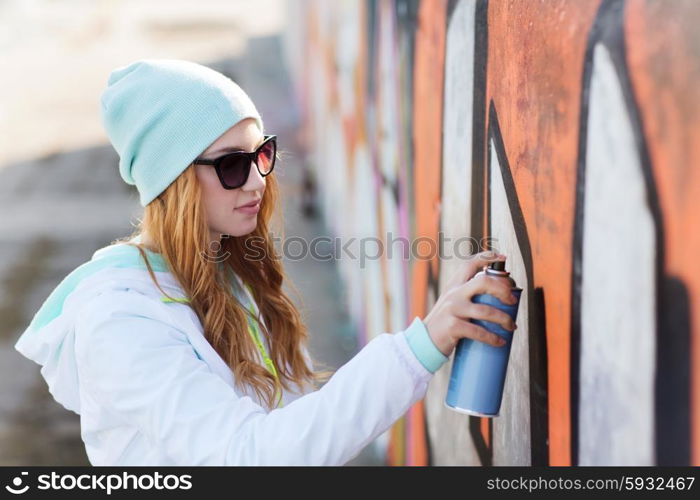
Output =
[
  {"x1": 456, "y1": 302, "x2": 516, "y2": 332},
  {"x1": 423, "y1": 252, "x2": 516, "y2": 355},
  {"x1": 445, "y1": 251, "x2": 506, "y2": 291},
  {"x1": 463, "y1": 251, "x2": 506, "y2": 282},
  {"x1": 462, "y1": 273, "x2": 516, "y2": 305},
  {"x1": 452, "y1": 319, "x2": 505, "y2": 347}
]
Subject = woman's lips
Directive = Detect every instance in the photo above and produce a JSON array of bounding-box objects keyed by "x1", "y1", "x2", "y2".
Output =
[{"x1": 235, "y1": 201, "x2": 260, "y2": 214}]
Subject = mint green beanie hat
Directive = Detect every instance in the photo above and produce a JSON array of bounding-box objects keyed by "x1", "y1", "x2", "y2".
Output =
[{"x1": 100, "y1": 58, "x2": 264, "y2": 206}]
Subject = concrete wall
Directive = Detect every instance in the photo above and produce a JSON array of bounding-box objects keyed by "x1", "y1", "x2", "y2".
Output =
[{"x1": 284, "y1": 0, "x2": 699, "y2": 466}]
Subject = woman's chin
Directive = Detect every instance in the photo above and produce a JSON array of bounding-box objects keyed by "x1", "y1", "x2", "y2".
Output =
[{"x1": 219, "y1": 219, "x2": 257, "y2": 237}]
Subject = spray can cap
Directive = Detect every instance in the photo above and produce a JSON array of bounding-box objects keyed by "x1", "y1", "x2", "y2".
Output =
[{"x1": 485, "y1": 258, "x2": 520, "y2": 290}]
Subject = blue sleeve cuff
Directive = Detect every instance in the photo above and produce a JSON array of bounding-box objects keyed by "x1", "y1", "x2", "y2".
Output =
[{"x1": 403, "y1": 316, "x2": 448, "y2": 374}]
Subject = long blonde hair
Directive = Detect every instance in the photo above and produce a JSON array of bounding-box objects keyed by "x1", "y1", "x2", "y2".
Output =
[{"x1": 113, "y1": 162, "x2": 333, "y2": 410}]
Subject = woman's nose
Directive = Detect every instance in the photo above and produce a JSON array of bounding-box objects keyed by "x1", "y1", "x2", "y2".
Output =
[{"x1": 242, "y1": 160, "x2": 266, "y2": 190}]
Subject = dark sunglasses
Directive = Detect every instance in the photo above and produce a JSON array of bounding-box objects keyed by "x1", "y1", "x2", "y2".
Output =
[{"x1": 192, "y1": 135, "x2": 277, "y2": 189}]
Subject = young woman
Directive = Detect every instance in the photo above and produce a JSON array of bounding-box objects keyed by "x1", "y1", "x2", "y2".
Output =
[{"x1": 14, "y1": 59, "x2": 517, "y2": 466}]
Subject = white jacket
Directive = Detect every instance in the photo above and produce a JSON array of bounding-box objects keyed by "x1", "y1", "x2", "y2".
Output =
[{"x1": 14, "y1": 239, "x2": 441, "y2": 465}]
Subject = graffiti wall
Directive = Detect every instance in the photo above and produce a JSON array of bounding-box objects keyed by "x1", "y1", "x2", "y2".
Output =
[{"x1": 283, "y1": 0, "x2": 699, "y2": 466}]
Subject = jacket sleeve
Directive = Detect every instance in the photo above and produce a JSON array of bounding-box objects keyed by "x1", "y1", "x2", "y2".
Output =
[{"x1": 73, "y1": 288, "x2": 436, "y2": 465}]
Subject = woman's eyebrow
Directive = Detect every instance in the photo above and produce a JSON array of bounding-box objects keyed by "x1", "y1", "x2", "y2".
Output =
[{"x1": 209, "y1": 137, "x2": 265, "y2": 156}]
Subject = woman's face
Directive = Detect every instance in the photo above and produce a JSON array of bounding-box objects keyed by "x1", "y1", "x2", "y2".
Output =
[{"x1": 195, "y1": 118, "x2": 266, "y2": 242}]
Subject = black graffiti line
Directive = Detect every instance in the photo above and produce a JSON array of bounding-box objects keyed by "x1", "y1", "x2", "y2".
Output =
[
  {"x1": 570, "y1": 0, "x2": 689, "y2": 466},
  {"x1": 487, "y1": 101, "x2": 550, "y2": 466}
]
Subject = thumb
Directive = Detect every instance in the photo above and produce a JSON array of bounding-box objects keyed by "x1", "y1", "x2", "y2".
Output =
[{"x1": 463, "y1": 250, "x2": 506, "y2": 281}]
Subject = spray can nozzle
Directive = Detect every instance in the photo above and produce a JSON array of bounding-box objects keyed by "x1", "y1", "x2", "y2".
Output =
[
  {"x1": 489, "y1": 260, "x2": 506, "y2": 272},
  {"x1": 484, "y1": 258, "x2": 520, "y2": 290}
]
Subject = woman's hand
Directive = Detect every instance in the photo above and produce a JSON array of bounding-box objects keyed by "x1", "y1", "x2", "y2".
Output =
[{"x1": 422, "y1": 251, "x2": 518, "y2": 356}]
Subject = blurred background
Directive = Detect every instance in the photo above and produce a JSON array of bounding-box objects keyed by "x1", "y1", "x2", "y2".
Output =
[
  {"x1": 0, "y1": 0, "x2": 380, "y2": 466},
  {"x1": 1, "y1": 0, "x2": 699, "y2": 466}
]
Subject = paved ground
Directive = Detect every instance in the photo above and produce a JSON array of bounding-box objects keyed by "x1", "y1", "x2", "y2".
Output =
[{"x1": 0, "y1": 33, "x2": 383, "y2": 466}]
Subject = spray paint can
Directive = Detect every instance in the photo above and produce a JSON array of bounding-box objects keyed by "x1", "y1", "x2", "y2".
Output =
[{"x1": 444, "y1": 259, "x2": 522, "y2": 417}]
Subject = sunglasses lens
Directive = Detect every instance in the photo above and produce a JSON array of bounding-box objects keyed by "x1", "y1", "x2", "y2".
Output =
[
  {"x1": 215, "y1": 138, "x2": 276, "y2": 188},
  {"x1": 219, "y1": 156, "x2": 250, "y2": 188},
  {"x1": 257, "y1": 139, "x2": 276, "y2": 174}
]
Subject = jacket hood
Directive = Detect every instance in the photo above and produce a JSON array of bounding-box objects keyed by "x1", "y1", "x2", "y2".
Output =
[{"x1": 13, "y1": 235, "x2": 240, "y2": 415}]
